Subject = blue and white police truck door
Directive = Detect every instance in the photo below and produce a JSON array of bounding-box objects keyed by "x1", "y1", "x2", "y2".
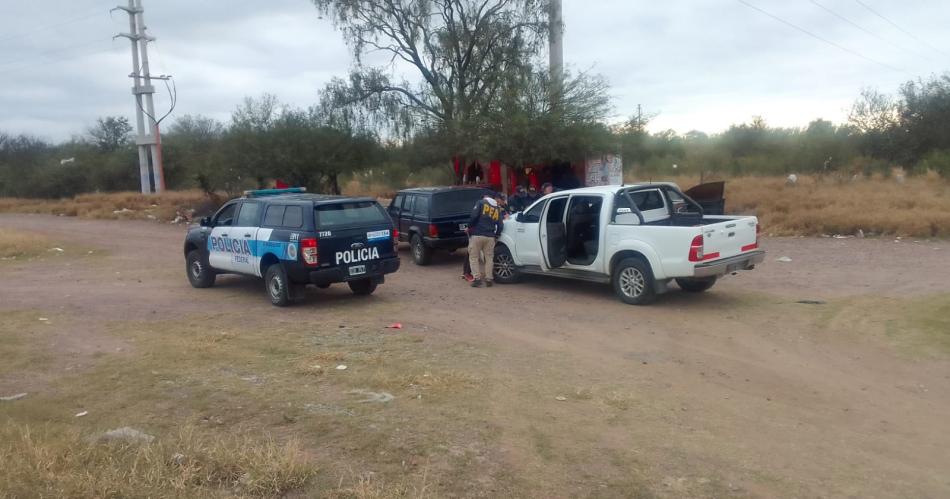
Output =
[
  {"x1": 208, "y1": 202, "x2": 239, "y2": 272},
  {"x1": 227, "y1": 201, "x2": 263, "y2": 276}
]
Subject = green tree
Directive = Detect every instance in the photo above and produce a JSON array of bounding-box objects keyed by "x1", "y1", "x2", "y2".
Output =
[
  {"x1": 898, "y1": 74, "x2": 950, "y2": 164},
  {"x1": 87, "y1": 116, "x2": 133, "y2": 153},
  {"x1": 313, "y1": 0, "x2": 550, "y2": 179}
]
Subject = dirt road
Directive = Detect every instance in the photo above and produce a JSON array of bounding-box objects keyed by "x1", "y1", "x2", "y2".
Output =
[{"x1": 1, "y1": 213, "x2": 948, "y2": 498}]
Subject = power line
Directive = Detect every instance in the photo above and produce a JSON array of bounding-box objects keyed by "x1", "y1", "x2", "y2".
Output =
[
  {"x1": 0, "y1": 43, "x2": 121, "y2": 77},
  {"x1": 0, "y1": 37, "x2": 116, "y2": 70},
  {"x1": 809, "y1": 0, "x2": 927, "y2": 61},
  {"x1": 853, "y1": 0, "x2": 949, "y2": 58},
  {"x1": 0, "y1": 4, "x2": 108, "y2": 45},
  {"x1": 737, "y1": 0, "x2": 906, "y2": 74}
]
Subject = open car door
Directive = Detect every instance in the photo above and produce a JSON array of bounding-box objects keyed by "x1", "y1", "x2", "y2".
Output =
[
  {"x1": 684, "y1": 181, "x2": 725, "y2": 215},
  {"x1": 541, "y1": 196, "x2": 568, "y2": 268}
]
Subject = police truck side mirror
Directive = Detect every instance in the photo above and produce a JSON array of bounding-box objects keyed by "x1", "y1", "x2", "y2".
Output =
[{"x1": 199, "y1": 216, "x2": 212, "y2": 227}]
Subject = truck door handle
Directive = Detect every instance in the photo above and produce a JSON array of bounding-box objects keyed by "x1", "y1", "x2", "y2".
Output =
[
  {"x1": 221, "y1": 233, "x2": 229, "y2": 237},
  {"x1": 244, "y1": 233, "x2": 252, "y2": 238}
]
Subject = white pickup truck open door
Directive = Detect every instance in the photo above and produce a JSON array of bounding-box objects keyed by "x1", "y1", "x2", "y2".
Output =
[{"x1": 539, "y1": 196, "x2": 569, "y2": 269}]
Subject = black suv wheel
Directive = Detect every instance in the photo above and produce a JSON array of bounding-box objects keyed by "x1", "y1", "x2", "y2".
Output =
[{"x1": 410, "y1": 234, "x2": 432, "y2": 266}]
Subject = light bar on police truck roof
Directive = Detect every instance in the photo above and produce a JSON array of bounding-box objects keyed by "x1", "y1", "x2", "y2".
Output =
[{"x1": 243, "y1": 187, "x2": 307, "y2": 197}]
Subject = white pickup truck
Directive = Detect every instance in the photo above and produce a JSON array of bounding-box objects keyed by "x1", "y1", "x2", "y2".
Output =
[{"x1": 492, "y1": 183, "x2": 765, "y2": 304}]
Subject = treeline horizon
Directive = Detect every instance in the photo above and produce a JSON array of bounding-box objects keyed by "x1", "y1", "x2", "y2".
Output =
[{"x1": 1, "y1": 72, "x2": 949, "y2": 199}]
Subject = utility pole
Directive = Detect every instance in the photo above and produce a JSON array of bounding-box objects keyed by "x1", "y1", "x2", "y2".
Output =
[
  {"x1": 549, "y1": 0, "x2": 563, "y2": 83},
  {"x1": 548, "y1": 0, "x2": 564, "y2": 101},
  {"x1": 114, "y1": 0, "x2": 166, "y2": 193}
]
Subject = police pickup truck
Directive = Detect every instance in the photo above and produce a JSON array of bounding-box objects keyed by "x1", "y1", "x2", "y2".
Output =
[
  {"x1": 183, "y1": 188, "x2": 400, "y2": 306},
  {"x1": 492, "y1": 183, "x2": 765, "y2": 305}
]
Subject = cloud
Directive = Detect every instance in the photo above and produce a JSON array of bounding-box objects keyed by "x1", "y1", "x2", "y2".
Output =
[{"x1": 0, "y1": 0, "x2": 948, "y2": 140}]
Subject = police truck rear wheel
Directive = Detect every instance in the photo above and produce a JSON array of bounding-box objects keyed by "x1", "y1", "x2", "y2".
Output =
[
  {"x1": 186, "y1": 250, "x2": 215, "y2": 288},
  {"x1": 265, "y1": 264, "x2": 292, "y2": 307},
  {"x1": 410, "y1": 234, "x2": 432, "y2": 266},
  {"x1": 348, "y1": 279, "x2": 377, "y2": 296}
]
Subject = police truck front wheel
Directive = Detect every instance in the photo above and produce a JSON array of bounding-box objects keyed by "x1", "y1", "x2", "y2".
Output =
[
  {"x1": 186, "y1": 250, "x2": 215, "y2": 288},
  {"x1": 348, "y1": 279, "x2": 377, "y2": 296},
  {"x1": 265, "y1": 264, "x2": 293, "y2": 306}
]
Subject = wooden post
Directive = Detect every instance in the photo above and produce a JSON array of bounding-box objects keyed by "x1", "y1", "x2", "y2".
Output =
[{"x1": 501, "y1": 163, "x2": 510, "y2": 195}]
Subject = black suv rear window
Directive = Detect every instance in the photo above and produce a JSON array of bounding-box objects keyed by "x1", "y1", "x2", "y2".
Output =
[
  {"x1": 315, "y1": 201, "x2": 389, "y2": 229},
  {"x1": 432, "y1": 190, "x2": 489, "y2": 216}
]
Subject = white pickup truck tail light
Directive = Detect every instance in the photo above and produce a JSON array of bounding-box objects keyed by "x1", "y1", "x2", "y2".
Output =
[
  {"x1": 301, "y1": 238, "x2": 318, "y2": 266},
  {"x1": 688, "y1": 235, "x2": 704, "y2": 262},
  {"x1": 689, "y1": 234, "x2": 720, "y2": 262}
]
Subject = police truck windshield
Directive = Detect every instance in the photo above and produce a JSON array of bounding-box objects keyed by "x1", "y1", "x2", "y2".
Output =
[{"x1": 315, "y1": 202, "x2": 389, "y2": 228}]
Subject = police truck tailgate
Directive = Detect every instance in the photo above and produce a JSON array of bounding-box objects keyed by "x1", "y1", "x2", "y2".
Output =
[{"x1": 314, "y1": 202, "x2": 396, "y2": 279}]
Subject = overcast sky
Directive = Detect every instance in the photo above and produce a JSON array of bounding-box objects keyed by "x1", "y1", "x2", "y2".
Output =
[{"x1": 1, "y1": 0, "x2": 947, "y2": 141}]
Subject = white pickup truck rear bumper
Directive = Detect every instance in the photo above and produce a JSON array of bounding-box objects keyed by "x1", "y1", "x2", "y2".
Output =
[{"x1": 693, "y1": 250, "x2": 766, "y2": 278}]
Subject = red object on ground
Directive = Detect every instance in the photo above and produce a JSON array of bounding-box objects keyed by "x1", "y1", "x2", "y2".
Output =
[{"x1": 387, "y1": 323, "x2": 403, "y2": 329}]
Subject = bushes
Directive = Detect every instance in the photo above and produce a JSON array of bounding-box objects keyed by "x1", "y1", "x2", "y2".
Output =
[{"x1": 916, "y1": 149, "x2": 950, "y2": 178}]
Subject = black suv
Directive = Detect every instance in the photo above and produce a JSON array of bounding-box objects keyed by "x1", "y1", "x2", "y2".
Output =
[
  {"x1": 183, "y1": 188, "x2": 400, "y2": 306},
  {"x1": 388, "y1": 186, "x2": 491, "y2": 265}
]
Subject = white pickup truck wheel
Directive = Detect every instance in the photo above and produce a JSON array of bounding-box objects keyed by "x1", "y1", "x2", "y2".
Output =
[
  {"x1": 492, "y1": 245, "x2": 520, "y2": 284},
  {"x1": 676, "y1": 276, "x2": 717, "y2": 293},
  {"x1": 612, "y1": 258, "x2": 656, "y2": 305}
]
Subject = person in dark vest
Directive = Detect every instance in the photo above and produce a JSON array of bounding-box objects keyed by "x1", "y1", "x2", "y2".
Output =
[{"x1": 467, "y1": 192, "x2": 504, "y2": 287}]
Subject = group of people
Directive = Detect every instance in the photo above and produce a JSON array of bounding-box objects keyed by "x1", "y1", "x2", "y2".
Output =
[
  {"x1": 461, "y1": 182, "x2": 556, "y2": 287},
  {"x1": 507, "y1": 182, "x2": 555, "y2": 213}
]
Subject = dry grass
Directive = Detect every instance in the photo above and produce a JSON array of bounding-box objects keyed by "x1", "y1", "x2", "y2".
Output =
[
  {"x1": 0, "y1": 421, "x2": 316, "y2": 498},
  {"x1": 629, "y1": 173, "x2": 950, "y2": 238},
  {"x1": 3, "y1": 174, "x2": 948, "y2": 237},
  {"x1": 0, "y1": 190, "x2": 214, "y2": 223},
  {"x1": 342, "y1": 179, "x2": 397, "y2": 200},
  {"x1": 0, "y1": 230, "x2": 51, "y2": 259}
]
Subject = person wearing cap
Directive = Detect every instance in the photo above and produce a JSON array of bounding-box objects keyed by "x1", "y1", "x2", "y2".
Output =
[
  {"x1": 466, "y1": 191, "x2": 504, "y2": 287},
  {"x1": 462, "y1": 192, "x2": 507, "y2": 282},
  {"x1": 509, "y1": 185, "x2": 530, "y2": 213},
  {"x1": 526, "y1": 185, "x2": 540, "y2": 203}
]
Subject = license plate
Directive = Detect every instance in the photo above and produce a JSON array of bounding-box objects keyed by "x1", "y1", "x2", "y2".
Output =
[
  {"x1": 349, "y1": 265, "x2": 366, "y2": 276},
  {"x1": 459, "y1": 223, "x2": 468, "y2": 231}
]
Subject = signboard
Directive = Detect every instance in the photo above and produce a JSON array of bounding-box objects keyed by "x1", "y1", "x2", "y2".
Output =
[{"x1": 585, "y1": 154, "x2": 623, "y2": 186}]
